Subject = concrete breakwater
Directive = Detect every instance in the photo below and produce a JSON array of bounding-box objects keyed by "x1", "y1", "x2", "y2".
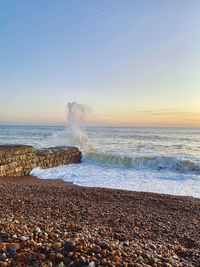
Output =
[{"x1": 0, "y1": 145, "x2": 82, "y2": 177}]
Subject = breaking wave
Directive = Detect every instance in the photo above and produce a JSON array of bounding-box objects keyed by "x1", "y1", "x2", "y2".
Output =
[{"x1": 83, "y1": 151, "x2": 200, "y2": 174}]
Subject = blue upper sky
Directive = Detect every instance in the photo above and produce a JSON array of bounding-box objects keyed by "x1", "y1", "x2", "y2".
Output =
[{"x1": 0, "y1": 0, "x2": 200, "y2": 126}]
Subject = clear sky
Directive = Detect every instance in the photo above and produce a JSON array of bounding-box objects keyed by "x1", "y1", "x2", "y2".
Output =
[{"x1": 0, "y1": 0, "x2": 200, "y2": 126}]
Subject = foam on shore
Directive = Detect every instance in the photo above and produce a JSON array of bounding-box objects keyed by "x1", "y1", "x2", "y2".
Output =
[{"x1": 31, "y1": 160, "x2": 200, "y2": 198}]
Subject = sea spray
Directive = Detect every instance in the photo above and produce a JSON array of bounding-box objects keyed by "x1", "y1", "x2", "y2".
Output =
[
  {"x1": 47, "y1": 102, "x2": 95, "y2": 152},
  {"x1": 67, "y1": 102, "x2": 89, "y2": 126}
]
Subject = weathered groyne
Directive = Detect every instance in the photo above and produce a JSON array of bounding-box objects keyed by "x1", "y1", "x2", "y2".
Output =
[{"x1": 0, "y1": 145, "x2": 82, "y2": 177}]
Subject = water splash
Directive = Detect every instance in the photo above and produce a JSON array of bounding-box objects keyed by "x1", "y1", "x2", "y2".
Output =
[
  {"x1": 47, "y1": 102, "x2": 95, "y2": 152},
  {"x1": 67, "y1": 102, "x2": 89, "y2": 126}
]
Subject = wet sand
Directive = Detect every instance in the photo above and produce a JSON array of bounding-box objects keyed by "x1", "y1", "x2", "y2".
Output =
[{"x1": 0, "y1": 175, "x2": 199, "y2": 266}]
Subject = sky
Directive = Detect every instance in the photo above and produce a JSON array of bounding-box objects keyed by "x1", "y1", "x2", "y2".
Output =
[{"x1": 0, "y1": 0, "x2": 200, "y2": 126}]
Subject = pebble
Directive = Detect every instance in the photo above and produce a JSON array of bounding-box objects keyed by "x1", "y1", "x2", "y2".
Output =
[
  {"x1": 35, "y1": 227, "x2": 41, "y2": 233},
  {"x1": 99, "y1": 241, "x2": 108, "y2": 249},
  {"x1": 20, "y1": 236, "x2": 28, "y2": 241},
  {"x1": 37, "y1": 253, "x2": 46, "y2": 260},
  {"x1": 1, "y1": 253, "x2": 6, "y2": 260},
  {"x1": 9, "y1": 248, "x2": 16, "y2": 256},
  {"x1": 89, "y1": 262, "x2": 95, "y2": 267},
  {"x1": 56, "y1": 253, "x2": 64, "y2": 259},
  {"x1": 123, "y1": 241, "x2": 129, "y2": 247},
  {"x1": 64, "y1": 241, "x2": 76, "y2": 251},
  {"x1": 53, "y1": 242, "x2": 62, "y2": 250},
  {"x1": 68, "y1": 261, "x2": 77, "y2": 267}
]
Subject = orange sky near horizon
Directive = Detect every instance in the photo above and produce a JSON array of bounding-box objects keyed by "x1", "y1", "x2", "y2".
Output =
[
  {"x1": 85, "y1": 109, "x2": 200, "y2": 127},
  {"x1": 2, "y1": 107, "x2": 199, "y2": 128}
]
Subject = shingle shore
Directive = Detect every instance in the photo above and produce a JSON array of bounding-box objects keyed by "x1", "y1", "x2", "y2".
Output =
[{"x1": 0, "y1": 176, "x2": 199, "y2": 267}]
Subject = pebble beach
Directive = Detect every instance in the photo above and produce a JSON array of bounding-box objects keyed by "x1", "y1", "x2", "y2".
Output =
[
  {"x1": 1, "y1": 0, "x2": 200, "y2": 266},
  {"x1": 0, "y1": 176, "x2": 199, "y2": 267}
]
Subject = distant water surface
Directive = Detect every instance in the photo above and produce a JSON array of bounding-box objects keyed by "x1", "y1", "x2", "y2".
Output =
[{"x1": 0, "y1": 125, "x2": 200, "y2": 198}]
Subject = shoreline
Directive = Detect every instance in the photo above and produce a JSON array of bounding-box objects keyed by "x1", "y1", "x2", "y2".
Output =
[
  {"x1": 0, "y1": 175, "x2": 199, "y2": 266},
  {"x1": 2, "y1": 174, "x2": 199, "y2": 200},
  {"x1": 1, "y1": 174, "x2": 200, "y2": 199}
]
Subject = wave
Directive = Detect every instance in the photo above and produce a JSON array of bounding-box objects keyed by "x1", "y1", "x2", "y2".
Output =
[{"x1": 83, "y1": 151, "x2": 200, "y2": 174}]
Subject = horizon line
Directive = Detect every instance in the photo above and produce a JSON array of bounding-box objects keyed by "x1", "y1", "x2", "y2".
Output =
[{"x1": 0, "y1": 123, "x2": 200, "y2": 129}]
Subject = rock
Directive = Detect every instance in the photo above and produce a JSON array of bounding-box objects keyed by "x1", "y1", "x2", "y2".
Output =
[
  {"x1": 64, "y1": 241, "x2": 76, "y2": 251},
  {"x1": 99, "y1": 241, "x2": 108, "y2": 249},
  {"x1": 9, "y1": 248, "x2": 17, "y2": 256},
  {"x1": 1, "y1": 253, "x2": 6, "y2": 260},
  {"x1": 162, "y1": 263, "x2": 172, "y2": 267},
  {"x1": 37, "y1": 147, "x2": 82, "y2": 169},
  {"x1": 63, "y1": 257, "x2": 71, "y2": 265},
  {"x1": 9, "y1": 243, "x2": 20, "y2": 250},
  {"x1": 1, "y1": 233, "x2": 8, "y2": 241},
  {"x1": 150, "y1": 244, "x2": 156, "y2": 250},
  {"x1": 56, "y1": 253, "x2": 64, "y2": 259},
  {"x1": 162, "y1": 258, "x2": 170, "y2": 263},
  {"x1": 37, "y1": 253, "x2": 46, "y2": 260},
  {"x1": 49, "y1": 253, "x2": 56, "y2": 261},
  {"x1": 68, "y1": 261, "x2": 77, "y2": 267},
  {"x1": 114, "y1": 256, "x2": 120, "y2": 262},
  {"x1": 89, "y1": 262, "x2": 95, "y2": 267},
  {"x1": 20, "y1": 236, "x2": 28, "y2": 241},
  {"x1": 0, "y1": 262, "x2": 8, "y2": 267},
  {"x1": 0, "y1": 145, "x2": 37, "y2": 177},
  {"x1": 53, "y1": 242, "x2": 62, "y2": 250},
  {"x1": 35, "y1": 227, "x2": 41, "y2": 233},
  {"x1": 141, "y1": 252, "x2": 149, "y2": 259},
  {"x1": 101, "y1": 250, "x2": 107, "y2": 257},
  {"x1": 123, "y1": 241, "x2": 129, "y2": 247},
  {"x1": 0, "y1": 145, "x2": 82, "y2": 177},
  {"x1": 148, "y1": 258, "x2": 156, "y2": 265},
  {"x1": 92, "y1": 245, "x2": 101, "y2": 253},
  {"x1": 79, "y1": 256, "x2": 86, "y2": 264}
]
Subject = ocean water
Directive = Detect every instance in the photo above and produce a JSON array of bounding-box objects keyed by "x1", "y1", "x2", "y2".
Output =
[{"x1": 0, "y1": 125, "x2": 200, "y2": 198}]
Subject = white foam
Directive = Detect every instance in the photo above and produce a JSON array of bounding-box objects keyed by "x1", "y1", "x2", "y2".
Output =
[{"x1": 31, "y1": 162, "x2": 200, "y2": 198}]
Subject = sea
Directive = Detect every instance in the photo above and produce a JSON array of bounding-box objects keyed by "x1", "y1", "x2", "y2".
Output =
[{"x1": 0, "y1": 124, "x2": 200, "y2": 198}]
